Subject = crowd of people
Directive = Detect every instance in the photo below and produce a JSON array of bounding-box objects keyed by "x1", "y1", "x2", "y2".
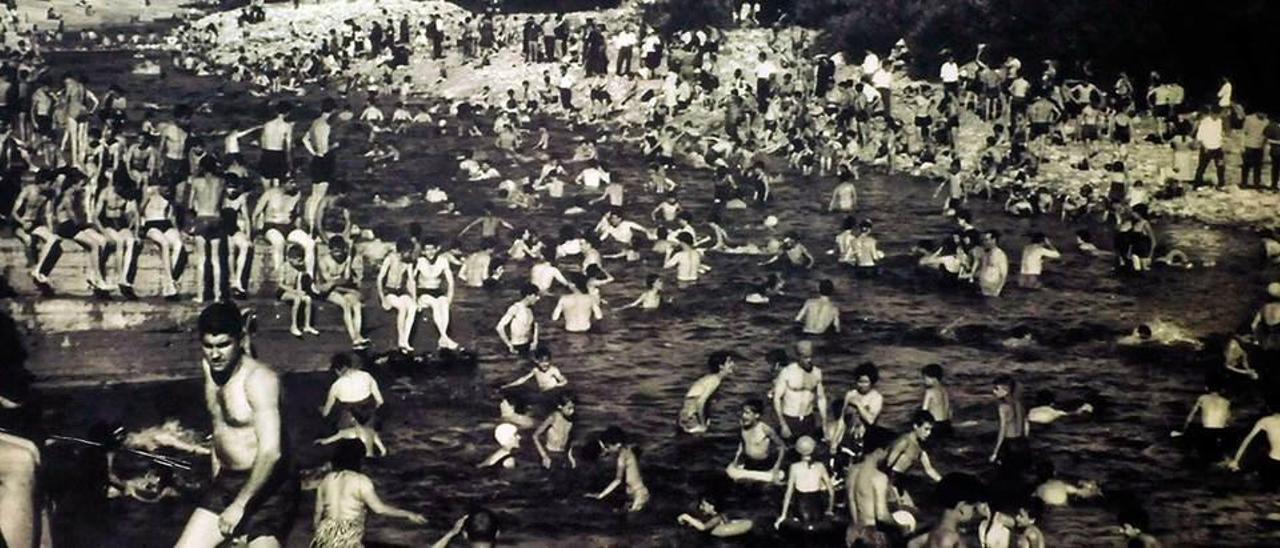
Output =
[{"x1": 3, "y1": 0, "x2": 1280, "y2": 546}]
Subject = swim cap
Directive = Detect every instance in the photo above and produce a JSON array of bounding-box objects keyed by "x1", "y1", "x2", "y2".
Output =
[
  {"x1": 763, "y1": 215, "x2": 778, "y2": 228},
  {"x1": 1269, "y1": 282, "x2": 1280, "y2": 299},
  {"x1": 795, "y1": 436, "x2": 816, "y2": 456},
  {"x1": 495, "y1": 423, "x2": 519, "y2": 447},
  {"x1": 892, "y1": 510, "x2": 917, "y2": 532}
]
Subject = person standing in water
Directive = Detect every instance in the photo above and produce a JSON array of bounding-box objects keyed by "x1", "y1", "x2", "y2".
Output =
[
  {"x1": 310, "y1": 439, "x2": 426, "y2": 548},
  {"x1": 259, "y1": 102, "x2": 294, "y2": 189},
  {"x1": 773, "y1": 341, "x2": 829, "y2": 440},
  {"x1": 176, "y1": 302, "x2": 300, "y2": 548},
  {"x1": 976, "y1": 230, "x2": 1009, "y2": 297},
  {"x1": 1228, "y1": 393, "x2": 1280, "y2": 489}
]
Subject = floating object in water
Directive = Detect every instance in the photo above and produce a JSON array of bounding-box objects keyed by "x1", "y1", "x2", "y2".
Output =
[{"x1": 131, "y1": 60, "x2": 162, "y2": 76}]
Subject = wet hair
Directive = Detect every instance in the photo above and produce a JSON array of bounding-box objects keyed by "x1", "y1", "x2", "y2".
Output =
[
  {"x1": 911, "y1": 409, "x2": 935, "y2": 427},
  {"x1": 465, "y1": 508, "x2": 500, "y2": 542},
  {"x1": 935, "y1": 473, "x2": 987, "y2": 508},
  {"x1": 520, "y1": 283, "x2": 540, "y2": 297},
  {"x1": 533, "y1": 346, "x2": 551, "y2": 361},
  {"x1": 743, "y1": 398, "x2": 764, "y2": 415},
  {"x1": 864, "y1": 426, "x2": 896, "y2": 454},
  {"x1": 766, "y1": 348, "x2": 789, "y2": 367},
  {"x1": 645, "y1": 274, "x2": 660, "y2": 288},
  {"x1": 842, "y1": 216, "x2": 857, "y2": 231},
  {"x1": 395, "y1": 237, "x2": 414, "y2": 254},
  {"x1": 331, "y1": 439, "x2": 366, "y2": 472},
  {"x1": 922, "y1": 363, "x2": 944, "y2": 381},
  {"x1": 330, "y1": 352, "x2": 357, "y2": 372},
  {"x1": 853, "y1": 361, "x2": 880, "y2": 385},
  {"x1": 501, "y1": 392, "x2": 529, "y2": 414},
  {"x1": 556, "y1": 392, "x2": 576, "y2": 407},
  {"x1": 600, "y1": 425, "x2": 627, "y2": 446},
  {"x1": 1117, "y1": 505, "x2": 1150, "y2": 531},
  {"x1": 707, "y1": 351, "x2": 733, "y2": 373},
  {"x1": 1034, "y1": 389, "x2": 1056, "y2": 407},
  {"x1": 197, "y1": 302, "x2": 244, "y2": 336},
  {"x1": 818, "y1": 279, "x2": 834, "y2": 295}
]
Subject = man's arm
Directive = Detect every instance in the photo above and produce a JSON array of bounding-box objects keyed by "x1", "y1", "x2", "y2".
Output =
[
  {"x1": 495, "y1": 306, "x2": 516, "y2": 349},
  {"x1": 772, "y1": 374, "x2": 789, "y2": 437},
  {"x1": 221, "y1": 367, "x2": 283, "y2": 535},
  {"x1": 815, "y1": 374, "x2": 828, "y2": 430},
  {"x1": 920, "y1": 449, "x2": 943, "y2": 482},
  {"x1": 1229, "y1": 420, "x2": 1264, "y2": 470},
  {"x1": 359, "y1": 476, "x2": 426, "y2": 522}
]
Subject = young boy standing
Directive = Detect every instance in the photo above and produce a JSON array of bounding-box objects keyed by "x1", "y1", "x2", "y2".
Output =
[
  {"x1": 679, "y1": 352, "x2": 736, "y2": 434},
  {"x1": 775, "y1": 436, "x2": 834, "y2": 530},
  {"x1": 496, "y1": 284, "x2": 541, "y2": 355},
  {"x1": 587, "y1": 426, "x2": 648, "y2": 512}
]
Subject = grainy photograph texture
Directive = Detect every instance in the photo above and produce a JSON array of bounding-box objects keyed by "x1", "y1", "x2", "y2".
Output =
[{"x1": 0, "y1": 0, "x2": 1279, "y2": 546}]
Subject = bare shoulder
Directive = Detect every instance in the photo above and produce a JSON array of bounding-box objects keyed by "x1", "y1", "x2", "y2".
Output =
[{"x1": 244, "y1": 358, "x2": 282, "y2": 394}]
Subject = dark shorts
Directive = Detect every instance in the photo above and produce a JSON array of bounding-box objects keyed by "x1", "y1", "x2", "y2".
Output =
[
  {"x1": 793, "y1": 491, "x2": 824, "y2": 523},
  {"x1": 309, "y1": 152, "x2": 336, "y2": 183},
  {"x1": 782, "y1": 413, "x2": 820, "y2": 440},
  {"x1": 100, "y1": 217, "x2": 129, "y2": 231},
  {"x1": 198, "y1": 466, "x2": 300, "y2": 542},
  {"x1": 142, "y1": 220, "x2": 174, "y2": 233},
  {"x1": 259, "y1": 150, "x2": 289, "y2": 180},
  {"x1": 742, "y1": 455, "x2": 774, "y2": 472},
  {"x1": 55, "y1": 220, "x2": 85, "y2": 239},
  {"x1": 1030, "y1": 122, "x2": 1050, "y2": 138},
  {"x1": 263, "y1": 222, "x2": 292, "y2": 236},
  {"x1": 194, "y1": 215, "x2": 224, "y2": 239},
  {"x1": 161, "y1": 156, "x2": 189, "y2": 186}
]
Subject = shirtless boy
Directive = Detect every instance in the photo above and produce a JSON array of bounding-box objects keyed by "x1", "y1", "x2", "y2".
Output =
[
  {"x1": 587, "y1": 426, "x2": 648, "y2": 512},
  {"x1": 176, "y1": 302, "x2": 300, "y2": 548},
  {"x1": 679, "y1": 351, "x2": 736, "y2": 434},
  {"x1": 551, "y1": 273, "x2": 603, "y2": 333},
  {"x1": 886, "y1": 411, "x2": 944, "y2": 483},
  {"x1": 496, "y1": 284, "x2": 540, "y2": 355},
  {"x1": 845, "y1": 428, "x2": 898, "y2": 547},
  {"x1": 795, "y1": 279, "x2": 841, "y2": 335},
  {"x1": 775, "y1": 436, "x2": 834, "y2": 530},
  {"x1": 502, "y1": 347, "x2": 568, "y2": 392},
  {"x1": 727, "y1": 399, "x2": 786, "y2": 484},
  {"x1": 533, "y1": 394, "x2": 577, "y2": 470}
]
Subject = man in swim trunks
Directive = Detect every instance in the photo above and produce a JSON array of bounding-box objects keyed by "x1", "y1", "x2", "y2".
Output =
[
  {"x1": 259, "y1": 102, "x2": 294, "y2": 188},
  {"x1": 176, "y1": 302, "x2": 299, "y2": 547},
  {"x1": 772, "y1": 340, "x2": 828, "y2": 440},
  {"x1": 188, "y1": 156, "x2": 227, "y2": 302},
  {"x1": 304, "y1": 99, "x2": 339, "y2": 188}
]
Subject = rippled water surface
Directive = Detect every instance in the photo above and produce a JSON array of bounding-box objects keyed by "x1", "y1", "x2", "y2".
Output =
[{"x1": 34, "y1": 50, "x2": 1280, "y2": 547}]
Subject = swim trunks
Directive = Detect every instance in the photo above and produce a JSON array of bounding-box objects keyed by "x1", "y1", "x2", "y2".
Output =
[
  {"x1": 309, "y1": 152, "x2": 335, "y2": 184},
  {"x1": 198, "y1": 465, "x2": 300, "y2": 542},
  {"x1": 193, "y1": 215, "x2": 224, "y2": 239},
  {"x1": 259, "y1": 149, "x2": 289, "y2": 180}
]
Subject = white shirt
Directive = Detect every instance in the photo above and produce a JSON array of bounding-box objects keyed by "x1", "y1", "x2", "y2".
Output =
[
  {"x1": 861, "y1": 52, "x2": 880, "y2": 76},
  {"x1": 871, "y1": 68, "x2": 892, "y2": 89},
  {"x1": 755, "y1": 61, "x2": 778, "y2": 80},
  {"x1": 1217, "y1": 81, "x2": 1232, "y2": 107},
  {"x1": 614, "y1": 31, "x2": 637, "y2": 49},
  {"x1": 1196, "y1": 116, "x2": 1224, "y2": 150},
  {"x1": 940, "y1": 61, "x2": 959, "y2": 83},
  {"x1": 1019, "y1": 244, "x2": 1060, "y2": 275}
]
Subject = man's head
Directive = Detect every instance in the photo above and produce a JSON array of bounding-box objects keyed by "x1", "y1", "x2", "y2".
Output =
[
  {"x1": 464, "y1": 508, "x2": 500, "y2": 546},
  {"x1": 910, "y1": 410, "x2": 935, "y2": 441},
  {"x1": 198, "y1": 302, "x2": 245, "y2": 385},
  {"x1": 707, "y1": 351, "x2": 736, "y2": 375},
  {"x1": 922, "y1": 363, "x2": 943, "y2": 386},
  {"x1": 741, "y1": 398, "x2": 764, "y2": 426},
  {"x1": 331, "y1": 438, "x2": 366, "y2": 472},
  {"x1": 795, "y1": 340, "x2": 814, "y2": 368}
]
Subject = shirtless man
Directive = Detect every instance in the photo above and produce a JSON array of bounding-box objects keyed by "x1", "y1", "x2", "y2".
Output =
[
  {"x1": 413, "y1": 238, "x2": 460, "y2": 350},
  {"x1": 772, "y1": 341, "x2": 828, "y2": 440},
  {"x1": 887, "y1": 411, "x2": 944, "y2": 483},
  {"x1": 533, "y1": 394, "x2": 576, "y2": 470},
  {"x1": 678, "y1": 352, "x2": 736, "y2": 434},
  {"x1": 0, "y1": 428, "x2": 48, "y2": 548},
  {"x1": 664, "y1": 232, "x2": 706, "y2": 283},
  {"x1": 727, "y1": 399, "x2": 786, "y2": 484},
  {"x1": 303, "y1": 99, "x2": 339, "y2": 186},
  {"x1": 176, "y1": 302, "x2": 299, "y2": 548},
  {"x1": 828, "y1": 175, "x2": 858, "y2": 212},
  {"x1": 551, "y1": 273, "x2": 602, "y2": 333},
  {"x1": 1228, "y1": 393, "x2": 1280, "y2": 489},
  {"x1": 496, "y1": 284, "x2": 540, "y2": 354},
  {"x1": 976, "y1": 230, "x2": 1008, "y2": 297},
  {"x1": 188, "y1": 156, "x2": 227, "y2": 302},
  {"x1": 252, "y1": 179, "x2": 302, "y2": 276},
  {"x1": 846, "y1": 429, "x2": 898, "y2": 547},
  {"x1": 159, "y1": 106, "x2": 192, "y2": 189},
  {"x1": 795, "y1": 280, "x2": 840, "y2": 335},
  {"x1": 259, "y1": 102, "x2": 294, "y2": 188},
  {"x1": 1172, "y1": 372, "x2": 1231, "y2": 464}
]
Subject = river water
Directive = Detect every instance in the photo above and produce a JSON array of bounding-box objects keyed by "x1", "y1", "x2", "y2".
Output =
[{"x1": 31, "y1": 49, "x2": 1280, "y2": 547}]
